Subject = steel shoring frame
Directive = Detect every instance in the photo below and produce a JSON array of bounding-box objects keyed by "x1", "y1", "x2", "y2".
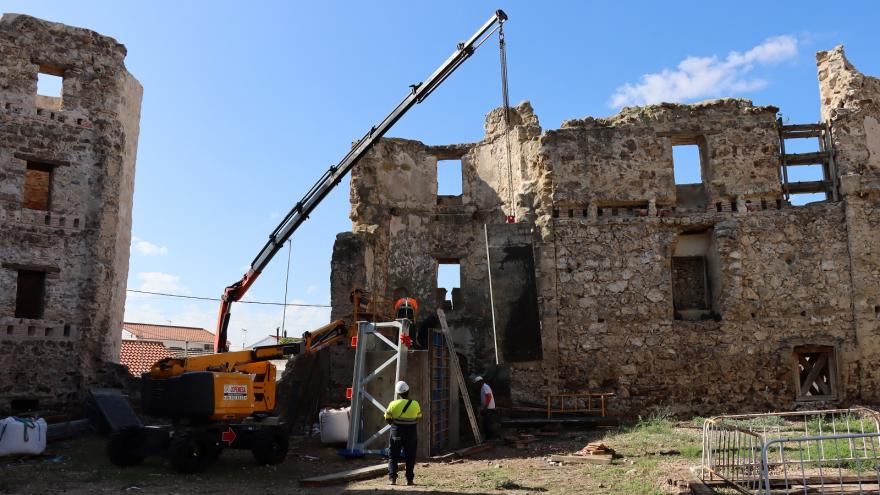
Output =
[
  {"x1": 701, "y1": 408, "x2": 880, "y2": 494},
  {"x1": 345, "y1": 319, "x2": 411, "y2": 456}
]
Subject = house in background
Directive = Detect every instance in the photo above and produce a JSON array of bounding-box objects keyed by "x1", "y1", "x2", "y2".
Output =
[
  {"x1": 249, "y1": 334, "x2": 303, "y2": 379},
  {"x1": 119, "y1": 340, "x2": 172, "y2": 377},
  {"x1": 122, "y1": 322, "x2": 215, "y2": 357}
]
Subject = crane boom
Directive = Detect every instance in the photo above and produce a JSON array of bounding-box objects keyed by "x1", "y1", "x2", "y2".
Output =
[{"x1": 214, "y1": 10, "x2": 508, "y2": 351}]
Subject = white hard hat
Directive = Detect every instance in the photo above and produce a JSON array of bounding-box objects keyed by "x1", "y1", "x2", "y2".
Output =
[
  {"x1": 395, "y1": 381, "x2": 409, "y2": 394},
  {"x1": 472, "y1": 375, "x2": 484, "y2": 383}
]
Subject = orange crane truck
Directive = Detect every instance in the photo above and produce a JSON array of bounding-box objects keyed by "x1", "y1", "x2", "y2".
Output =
[{"x1": 106, "y1": 10, "x2": 508, "y2": 473}]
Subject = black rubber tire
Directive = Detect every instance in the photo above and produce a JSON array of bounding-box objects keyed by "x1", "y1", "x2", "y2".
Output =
[
  {"x1": 251, "y1": 428, "x2": 289, "y2": 465},
  {"x1": 169, "y1": 432, "x2": 210, "y2": 473},
  {"x1": 107, "y1": 426, "x2": 148, "y2": 467}
]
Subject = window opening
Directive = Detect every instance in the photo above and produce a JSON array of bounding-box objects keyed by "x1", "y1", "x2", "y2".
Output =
[
  {"x1": 436, "y1": 260, "x2": 461, "y2": 311},
  {"x1": 672, "y1": 230, "x2": 720, "y2": 321},
  {"x1": 11, "y1": 399, "x2": 39, "y2": 415},
  {"x1": 437, "y1": 160, "x2": 463, "y2": 196},
  {"x1": 673, "y1": 144, "x2": 702, "y2": 185},
  {"x1": 14, "y1": 270, "x2": 46, "y2": 319},
  {"x1": 23, "y1": 162, "x2": 52, "y2": 211},
  {"x1": 37, "y1": 72, "x2": 63, "y2": 98},
  {"x1": 793, "y1": 346, "x2": 837, "y2": 401},
  {"x1": 36, "y1": 65, "x2": 64, "y2": 110}
]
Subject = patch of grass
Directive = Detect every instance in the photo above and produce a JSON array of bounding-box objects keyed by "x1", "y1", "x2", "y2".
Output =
[
  {"x1": 634, "y1": 408, "x2": 675, "y2": 434},
  {"x1": 602, "y1": 410, "x2": 701, "y2": 458},
  {"x1": 583, "y1": 463, "x2": 666, "y2": 495},
  {"x1": 679, "y1": 443, "x2": 703, "y2": 459},
  {"x1": 691, "y1": 416, "x2": 708, "y2": 428},
  {"x1": 474, "y1": 467, "x2": 546, "y2": 491}
]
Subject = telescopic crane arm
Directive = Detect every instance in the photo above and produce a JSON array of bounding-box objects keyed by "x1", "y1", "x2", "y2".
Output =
[{"x1": 214, "y1": 10, "x2": 508, "y2": 352}]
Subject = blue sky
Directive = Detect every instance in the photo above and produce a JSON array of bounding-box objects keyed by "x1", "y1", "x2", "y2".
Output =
[{"x1": 6, "y1": 1, "x2": 879, "y2": 348}]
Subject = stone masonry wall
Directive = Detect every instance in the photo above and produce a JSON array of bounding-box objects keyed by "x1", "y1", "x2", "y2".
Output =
[
  {"x1": 819, "y1": 46, "x2": 880, "y2": 401},
  {"x1": 331, "y1": 47, "x2": 880, "y2": 417},
  {"x1": 0, "y1": 14, "x2": 142, "y2": 413}
]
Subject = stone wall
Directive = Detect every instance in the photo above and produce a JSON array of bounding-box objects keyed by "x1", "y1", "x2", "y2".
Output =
[
  {"x1": 0, "y1": 14, "x2": 141, "y2": 413},
  {"x1": 819, "y1": 46, "x2": 880, "y2": 401},
  {"x1": 330, "y1": 47, "x2": 880, "y2": 417}
]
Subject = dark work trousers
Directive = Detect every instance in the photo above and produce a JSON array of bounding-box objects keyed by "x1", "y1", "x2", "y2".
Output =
[
  {"x1": 388, "y1": 424, "x2": 418, "y2": 481},
  {"x1": 481, "y1": 409, "x2": 496, "y2": 440}
]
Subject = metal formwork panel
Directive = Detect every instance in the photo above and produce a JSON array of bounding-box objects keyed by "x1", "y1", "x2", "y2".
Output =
[
  {"x1": 430, "y1": 329, "x2": 450, "y2": 455},
  {"x1": 344, "y1": 319, "x2": 410, "y2": 456}
]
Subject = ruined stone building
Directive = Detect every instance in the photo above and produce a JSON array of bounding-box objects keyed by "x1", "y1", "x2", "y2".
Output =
[
  {"x1": 0, "y1": 15, "x2": 141, "y2": 414},
  {"x1": 331, "y1": 46, "x2": 880, "y2": 417}
]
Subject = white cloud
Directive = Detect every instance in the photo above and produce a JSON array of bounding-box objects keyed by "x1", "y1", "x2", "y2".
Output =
[
  {"x1": 133, "y1": 239, "x2": 168, "y2": 256},
  {"x1": 306, "y1": 285, "x2": 317, "y2": 294},
  {"x1": 136, "y1": 272, "x2": 189, "y2": 294},
  {"x1": 609, "y1": 35, "x2": 798, "y2": 108}
]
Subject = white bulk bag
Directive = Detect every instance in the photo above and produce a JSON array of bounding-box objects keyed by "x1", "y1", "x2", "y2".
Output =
[
  {"x1": 318, "y1": 407, "x2": 350, "y2": 445},
  {"x1": 0, "y1": 417, "x2": 47, "y2": 456}
]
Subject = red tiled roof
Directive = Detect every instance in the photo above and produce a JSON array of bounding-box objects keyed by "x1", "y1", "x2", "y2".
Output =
[
  {"x1": 120, "y1": 340, "x2": 172, "y2": 376},
  {"x1": 123, "y1": 322, "x2": 215, "y2": 343}
]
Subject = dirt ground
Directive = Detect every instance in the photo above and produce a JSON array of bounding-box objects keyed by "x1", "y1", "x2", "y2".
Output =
[{"x1": 0, "y1": 420, "x2": 702, "y2": 495}]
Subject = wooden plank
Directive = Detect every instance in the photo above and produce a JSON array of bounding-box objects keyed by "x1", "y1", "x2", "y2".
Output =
[
  {"x1": 799, "y1": 353, "x2": 828, "y2": 393},
  {"x1": 437, "y1": 309, "x2": 482, "y2": 445},
  {"x1": 787, "y1": 180, "x2": 829, "y2": 194},
  {"x1": 428, "y1": 442, "x2": 494, "y2": 461},
  {"x1": 550, "y1": 454, "x2": 613, "y2": 465},
  {"x1": 784, "y1": 151, "x2": 829, "y2": 165},
  {"x1": 300, "y1": 463, "x2": 402, "y2": 487},
  {"x1": 781, "y1": 123, "x2": 825, "y2": 132},
  {"x1": 782, "y1": 129, "x2": 823, "y2": 139},
  {"x1": 455, "y1": 443, "x2": 494, "y2": 457},
  {"x1": 687, "y1": 477, "x2": 719, "y2": 495}
]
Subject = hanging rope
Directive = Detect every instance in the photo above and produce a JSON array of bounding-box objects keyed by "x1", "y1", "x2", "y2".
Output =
[{"x1": 498, "y1": 23, "x2": 515, "y2": 223}]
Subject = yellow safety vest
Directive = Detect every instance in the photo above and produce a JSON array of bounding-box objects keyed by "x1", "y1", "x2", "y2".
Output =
[{"x1": 384, "y1": 398, "x2": 422, "y2": 425}]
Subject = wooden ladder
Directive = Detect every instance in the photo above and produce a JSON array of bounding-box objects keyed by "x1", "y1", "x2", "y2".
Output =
[
  {"x1": 778, "y1": 120, "x2": 839, "y2": 202},
  {"x1": 437, "y1": 309, "x2": 483, "y2": 444}
]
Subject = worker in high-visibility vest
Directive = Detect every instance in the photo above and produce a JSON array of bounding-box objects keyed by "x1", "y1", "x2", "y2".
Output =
[{"x1": 384, "y1": 380, "x2": 422, "y2": 485}]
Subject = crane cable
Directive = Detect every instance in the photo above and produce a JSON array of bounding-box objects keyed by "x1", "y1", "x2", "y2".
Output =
[
  {"x1": 498, "y1": 22, "x2": 515, "y2": 223},
  {"x1": 280, "y1": 239, "x2": 292, "y2": 336}
]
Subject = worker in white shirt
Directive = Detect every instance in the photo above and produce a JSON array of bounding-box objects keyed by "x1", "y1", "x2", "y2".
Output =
[{"x1": 473, "y1": 376, "x2": 496, "y2": 440}]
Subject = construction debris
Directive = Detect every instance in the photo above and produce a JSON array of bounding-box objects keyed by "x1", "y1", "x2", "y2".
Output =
[{"x1": 574, "y1": 441, "x2": 615, "y2": 456}]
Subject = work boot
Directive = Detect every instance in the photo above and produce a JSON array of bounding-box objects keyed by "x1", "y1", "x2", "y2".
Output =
[
  {"x1": 388, "y1": 478, "x2": 397, "y2": 485},
  {"x1": 406, "y1": 480, "x2": 414, "y2": 486}
]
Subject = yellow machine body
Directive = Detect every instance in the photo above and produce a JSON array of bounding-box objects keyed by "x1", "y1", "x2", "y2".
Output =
[{"x1": 144, "y1": 320, "x2": 346, "y2": 421}]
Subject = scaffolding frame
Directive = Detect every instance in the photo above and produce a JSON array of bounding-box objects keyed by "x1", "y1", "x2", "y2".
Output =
[{"x1": 344, "y1": 319, "x2": 410, "y2": 456}]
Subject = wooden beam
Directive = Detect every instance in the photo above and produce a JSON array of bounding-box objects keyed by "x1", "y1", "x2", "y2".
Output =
[
  {"x1": 781, "y1": 123, "x2": 825, "y2": 132},
  {"x1": 428, "y1": 442, "x2": 494, "y2": 461},
  {"x1": 550, "y1": 454, "x2": 613, "y2": 465},
  {"x1": 787, "y1": 180, "x2": 829, "y2": 194},
  {"x1": 300, "y1": 463, "x2": 403, "y2": 487},
  {"x1": 782, "y1": 129, "x2": 823, "y2": 139},
  {"x1": 784, "y1": 151, "x2": 829, "y2": 166},
  {"x1": 799, "y1": 353, "x2": 828, "y2": 394}
]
